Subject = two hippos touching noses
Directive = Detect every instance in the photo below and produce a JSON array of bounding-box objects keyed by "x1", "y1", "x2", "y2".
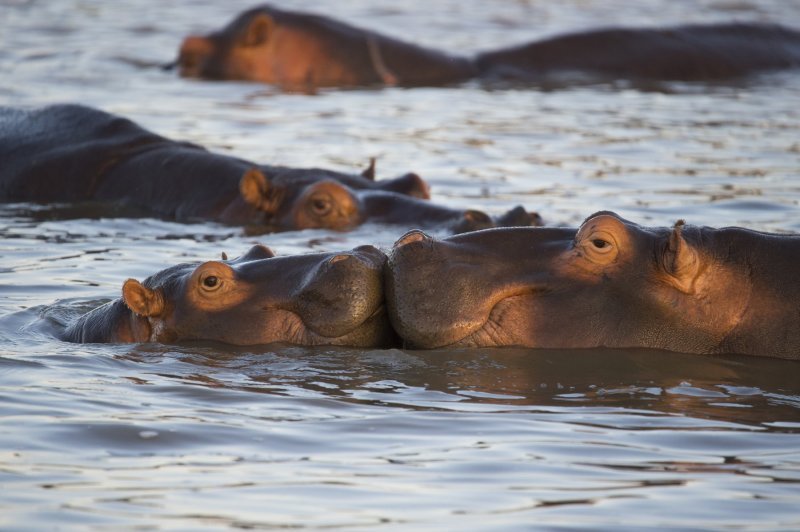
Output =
[{"x1": 64, "y1": 211, "x2": 800, "y2": 361}]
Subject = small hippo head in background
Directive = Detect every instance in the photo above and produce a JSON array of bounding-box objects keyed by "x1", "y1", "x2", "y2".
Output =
[
  {"x1": 174, "y1": 5, "x2": 475, "y2": 88},
  {"x1": 237, "y1": 160, "x2": 430, "y2": 232},
  {"x1": 176, "y1": 6, "x2": 341, "y2": 85},
  {"x1": 63, "y1": 244, "x2": 393, "y2": 347},
  {"x1": 237, "y1": 162, "x2": 540, "y2": 234},
  {"x1": 386, "y1": 211, "x2": 800, "y2": 359}
]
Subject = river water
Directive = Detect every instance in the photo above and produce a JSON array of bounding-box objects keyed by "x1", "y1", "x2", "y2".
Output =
[{"x1": 1, "y1": 0, "x2": 800, "y2": 529}]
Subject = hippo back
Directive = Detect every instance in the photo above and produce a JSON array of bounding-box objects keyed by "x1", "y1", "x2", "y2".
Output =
[
  {"x1": 0, "y1": 104, "x2": 167, "y2": 201},
  {"x1": 476, "y1": 23, "x2": 800, "y2": 82}
]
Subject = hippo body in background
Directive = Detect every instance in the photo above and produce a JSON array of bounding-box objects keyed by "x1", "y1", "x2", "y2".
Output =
[
  {"x1": 63, "y1": 244, "x2": 392, "y2": 347},
  {"x1": 175, "y1": 5, "x2": 800, "y2": 89},
  {"x1": 476, "y1": 23, "x2": 800, "y2": 83},
  {"x1": 0, "y1": 105, "x2": 537, "y2": 233},
  {"x1": 386, "y1": 212, "x2": 800, "y2": 360}
]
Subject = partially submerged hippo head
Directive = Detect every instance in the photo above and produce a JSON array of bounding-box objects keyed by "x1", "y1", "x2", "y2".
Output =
[
  {"x1": 237, "y1": 163, "x2": 538, "y2": 234},
  {"x1": 386, "y1": 211, "x2": 800, "y2": 359},
  {"x1": 177, "y1": 5, "x2": 363, "y2": 86},
  {"x1": 175, "y1": 5, "x2": 474, "y2": 88},
  {"x1": 64, "y1": 244, "x2": 392, "y2": 347},
  {"x1": 236, "y1": 162, "x2": 431, "y2": 231}
]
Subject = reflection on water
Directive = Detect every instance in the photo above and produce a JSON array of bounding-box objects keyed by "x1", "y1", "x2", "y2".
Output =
[
  {"x1": 2, "y1": 0, "x2": 800, "y2": 528},
  {"x1": 1, "y1": 342, "x2": 799, "y2": 528}
]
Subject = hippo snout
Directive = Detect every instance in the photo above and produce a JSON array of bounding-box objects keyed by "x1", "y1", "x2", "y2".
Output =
[
  {"x1": 495, "y1": 205, "x2": 543, "y2": 228},
  {"x1": 452, "y1": 210, "x2": 495, "y2": 234},
  {"x1": 321, "y1": 245, "x2": 386, "y2": 277},
  {"x1": 350, "y1": 244, "x2": 388, "y2": 269},
  {"x1": 294, "y1": 246, "x2": 387, "y2": 339}
]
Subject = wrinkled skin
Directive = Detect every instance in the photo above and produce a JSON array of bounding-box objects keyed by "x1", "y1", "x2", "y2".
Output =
[
  {"x1": 386, "y1": 211, "x2": 800, "y2": 359},
  {"x1": 0, "y1": 104, "x2": 535, "y2": 233},
  {"x1": 174, "y1": 5, "x2": 800, "y2": 89},
  {"x1": 63, "y1": 244, "x2": 393, "y2": 347},
  {"x1": 176, "y1": 4, "x2": 475, "y2": 89}
]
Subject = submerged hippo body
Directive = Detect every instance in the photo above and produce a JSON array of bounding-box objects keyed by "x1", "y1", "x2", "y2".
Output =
[
  {"x1": 176, "y1": 6, "x2": 800, "y2": 89},
  {"x1": 0, "y1": 105, "x2": 532, "y2": 233},
  {"x1": 177, "y1": 4, "x2": 475, "y2": 89},
  {"x1": 476, "y1": 23, "x2": 800, "y2": 83},
  {"x1": 387, "y1": 212, "x2": 800, "y2": 359},
  {"x1": 63, "y1": 244, "x2": 392, "y2": 347}
]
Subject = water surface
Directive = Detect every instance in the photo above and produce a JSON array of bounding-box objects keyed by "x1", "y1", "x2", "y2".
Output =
[{"x1": 1, "y1": 0, "x2": 799, "y2": 528}]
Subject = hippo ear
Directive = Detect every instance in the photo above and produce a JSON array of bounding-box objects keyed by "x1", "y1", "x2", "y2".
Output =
[
  {"x1": 664, "y1": 220, "x2": 700, "y2": 293},
  {"x1": 242, "y1": 13, "x2": 274, "y2": 47},
  {"x1": 361, "y1": 158, "x2": 376, "y2": 181},
  {"x1": 122, "y1": 279, "x2": 165, "y2": 317},
  {"x1": 239, "y1": 168, "x2": 275, "y2": 213}
]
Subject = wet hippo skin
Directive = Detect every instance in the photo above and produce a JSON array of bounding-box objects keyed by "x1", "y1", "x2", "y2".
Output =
[
  {"x1": 175, "y1": 5, "x2": 800, "y2": 88},
  {"x1": 475, "y1": 23, "x2": 800, "y2": 84},
  {"x1": 175, "y1": 4, "x2": 476, "y2": 88},
  {"x1": 0, "y1": 104, "x2": 537, "y2": 233},
  {"x1": 63, "y1": 244, "x2": 393, "y2": 347},
  {"x1": 386, "y1": 211, "x2": 800, "y2": 359}
]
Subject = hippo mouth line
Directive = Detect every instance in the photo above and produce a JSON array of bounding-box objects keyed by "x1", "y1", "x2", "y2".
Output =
[
  {"x1": 311, "y1": 304, "x2": 388, "y2": 344},
  {"x1": 432, "y1": 292, "x2": 540, "y2": 349},
  {"x1": 265, "y1": 303, "x2": 387, "y2": 343},
  {"x1": 395, "y1": 288, "x2": 542, "y2": 349}
]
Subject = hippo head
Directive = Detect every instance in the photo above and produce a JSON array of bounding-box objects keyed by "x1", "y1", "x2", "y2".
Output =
[
  {"x1": 387, "y1": 211, "x2": 754, "y2": 354},
  {"x1": 239, "y1": 169, "x2": 362, "y2": 231},
  {"x1": 235, "y1": 162, "x2": 431, "y2": 232},
  {"x1": 177, "y1": 6, "x2": 378, "y2": 88},
  {"x1": 118, "y1": 244, "x2": 391, "y2": 346},
  {"x1": 235, "y1": 162, "x2": 537, "y2": 234}
]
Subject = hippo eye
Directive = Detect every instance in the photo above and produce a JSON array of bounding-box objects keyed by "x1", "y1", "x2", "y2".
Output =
[
  {"x1": 588, "y1": 237, "x2": 614, "y2": 255},
  {"x1": 202, "y1": 275, "x2": 220, "y2": 290},
  {"x1": 310, "y1": 196, "x2": 332, "y2": 216},
  {"x1": 579, "y1": 230, "x2": 618, "y2": 263}
]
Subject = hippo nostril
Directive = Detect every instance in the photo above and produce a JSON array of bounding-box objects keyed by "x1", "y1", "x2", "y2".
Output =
[
  {"x1": 328, "y1": 254, "x2": 351, "y2": 265},
  {"x1": 394, "y1": 229, "x2": 432, "y2": 249}
]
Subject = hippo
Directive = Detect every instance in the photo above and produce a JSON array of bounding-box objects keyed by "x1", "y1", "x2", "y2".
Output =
[
  {"x1": 0, "y1": 104, "x2": 538, "y2": 233},
  {"x1": 63, "y1": 244, "x2": 393, "y2": 347},
  {"x1": 386, "y1": 211, "x2": 800, "y2": 359},
  {"x1": 174, "y1": 4, "x2": 475, "y2": 89},
  {"x1": 173, "y1": 5, "x2": 800, "y2": 89}
]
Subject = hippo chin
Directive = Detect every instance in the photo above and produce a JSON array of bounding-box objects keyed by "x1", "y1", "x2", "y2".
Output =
[
  {"x1": 387, "y1": 211, "x2": 800, "y2": 359},
  {"x1": 0, "y1": 105, "x2": 537, "y2": 233},
  {"x1": 63, "y1": 244, "x2": 393, "y2": 347},
  {"x1": 174, "y1": 5, "x2": 800, "y2": 89}
]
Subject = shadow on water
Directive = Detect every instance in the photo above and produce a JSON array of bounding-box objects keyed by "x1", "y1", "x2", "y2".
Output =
[{"x1": 119, "y1": 342, "x2": 800, "y2": 429}]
